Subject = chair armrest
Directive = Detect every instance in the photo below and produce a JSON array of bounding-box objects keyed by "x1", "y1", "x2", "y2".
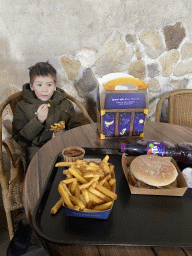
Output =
[
  {"x1": 2, "y1": 141, "x2": 15, "y2": 168},
  {"x1": 0, "y1": 141, "x2": 18, "y2": 190},
  {"x1": 65, "y1": 92, "x2": 94, "y2": 124},
  {"x1": 1, "y1": 140, "x2": 24, "y2": 188},
  {"x1": 0, "y1": 141, "x2": 13, "y2": 190},
  {"x1": 155, "y1": 93, "x2": 171, "y2": 122},
  {"x1": 155, "y1": 99, "x2": 162, "y2": 122}
]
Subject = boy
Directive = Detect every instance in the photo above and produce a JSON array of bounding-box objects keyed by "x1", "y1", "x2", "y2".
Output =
[{"x1": 12, "y1": 61, "x2": 81, "y2": 171}]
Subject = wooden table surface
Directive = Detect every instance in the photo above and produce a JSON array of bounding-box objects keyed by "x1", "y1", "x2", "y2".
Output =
[{"x1": 23, "y1": 121, "x2": 192, "y2": 256}]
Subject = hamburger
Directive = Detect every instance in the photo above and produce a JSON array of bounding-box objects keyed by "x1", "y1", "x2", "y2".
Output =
[{"x1": 128, "y1": 155, "x2": 178, "y2": 189}]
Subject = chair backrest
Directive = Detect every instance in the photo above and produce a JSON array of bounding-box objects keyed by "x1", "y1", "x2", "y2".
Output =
[
  {"x1": 0, "y1": 91, "x2": 23, "y2": 116},
  {"x1": 0, "y1": 91, "x2": 23, "y2": 155},
  {"x1": 155, "y1": 89, "x2": 192, "y2": 127}
]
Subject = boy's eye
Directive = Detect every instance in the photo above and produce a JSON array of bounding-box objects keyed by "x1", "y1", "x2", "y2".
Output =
[
  {"x1": 48, "y1": 84, "x2": 53, "y2": 86},
  {"x1": 37, "y1": 84, "x2": 41, "y2": 86}
]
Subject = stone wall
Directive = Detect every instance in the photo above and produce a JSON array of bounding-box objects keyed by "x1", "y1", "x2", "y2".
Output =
[
  {"x1": 2, "y1": 0, "x2": 192, "y2": 143},
  {"x1": 60, "y1": 22, "x2": 192, "y2": 123}
]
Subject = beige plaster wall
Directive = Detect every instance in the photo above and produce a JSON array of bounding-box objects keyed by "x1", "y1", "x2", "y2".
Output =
[{"x1": 1, "y1": 0, "x2": 192, "y2": 99}]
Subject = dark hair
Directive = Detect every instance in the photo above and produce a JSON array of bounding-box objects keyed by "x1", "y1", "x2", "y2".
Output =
[{"x1": 29, "y1": 61, "x2": 57, "y2": 84}]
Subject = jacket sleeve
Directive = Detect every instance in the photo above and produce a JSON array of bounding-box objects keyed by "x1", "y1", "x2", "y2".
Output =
[{"x1": 12, "y1": 104, "x2": 45, "y2": 147}]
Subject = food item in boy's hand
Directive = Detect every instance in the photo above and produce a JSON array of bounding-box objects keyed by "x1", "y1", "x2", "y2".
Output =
[
  {"x1": 129, "y1": 155, "x2": 178, "y2": 189},
  {"x1": 47, "y1": 103, "x2": 50, "y2": 107},
  {"x1": 62, "y1": 146, "x2": 85, "y2": 162},
  {"x1": 49, "y1": 121, "x2": 65, "y2": 132},
  {"x1": 53, "y1": 155, "x2": 117, "y2": 213}
]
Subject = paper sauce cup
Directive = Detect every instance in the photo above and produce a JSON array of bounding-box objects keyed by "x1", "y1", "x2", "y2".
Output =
[{"x1": 62, "y1": 146, "x2": 85, "y2": 162}]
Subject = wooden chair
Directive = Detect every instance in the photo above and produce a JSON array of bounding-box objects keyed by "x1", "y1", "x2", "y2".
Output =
[
  {"x1": 155, "y1": 89, "x2": 192, "y2": 127},
  {"x1": 0, "y1": 91, "x2": 93, "y2": 240}
]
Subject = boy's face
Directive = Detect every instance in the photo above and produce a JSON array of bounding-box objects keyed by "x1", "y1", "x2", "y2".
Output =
[{"x1": 30, "y1": 75, "x2": 56, "y2": 101}]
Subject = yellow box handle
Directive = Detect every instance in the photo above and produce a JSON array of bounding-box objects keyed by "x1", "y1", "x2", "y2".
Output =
[{"x1": 102, "y1": 78, "x2": 149, "y2": 91}]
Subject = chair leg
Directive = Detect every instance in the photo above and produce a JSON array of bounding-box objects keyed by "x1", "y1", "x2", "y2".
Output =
[{"x1": 5, "y1": 210, "x2": 14, "y2": 240}]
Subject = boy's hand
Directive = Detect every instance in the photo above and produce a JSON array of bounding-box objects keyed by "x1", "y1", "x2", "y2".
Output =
[{"x1": 36, "y1": 104, "x2": 49, "y2": 123}]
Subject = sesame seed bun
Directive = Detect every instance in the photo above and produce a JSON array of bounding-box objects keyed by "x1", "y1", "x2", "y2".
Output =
[{"x1": 130, "y1": 155, "x2": 178, "y2": 187}]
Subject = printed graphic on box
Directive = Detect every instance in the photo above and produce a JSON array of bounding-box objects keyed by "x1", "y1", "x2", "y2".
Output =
[
  {"x1": 103, "y1": 112, "x2": 116, "y2": 137},
  {"x1": 118, "y1": 112, "x2": 131, "y2": 136},
  {"x1": 104, "y1": 93, "x2": 146, "y2": 109},
  {"x1": 132, "y1": 112, "x2": 145, "y2": 136}
]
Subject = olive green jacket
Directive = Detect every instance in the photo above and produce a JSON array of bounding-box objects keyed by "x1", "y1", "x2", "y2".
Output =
[{"x1": 12, "y1": 83, "x2": 81, "y2": 169}]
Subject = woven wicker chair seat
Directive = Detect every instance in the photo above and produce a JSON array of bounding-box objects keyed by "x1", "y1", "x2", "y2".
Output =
[{"x1": 3, "y1": 183, "x2": 23, "y2": 212}]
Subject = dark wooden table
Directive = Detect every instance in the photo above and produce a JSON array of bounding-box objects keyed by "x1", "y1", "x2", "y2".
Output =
[{"x1": 23, "y1": 121, "x2": 192, "y2": 256}]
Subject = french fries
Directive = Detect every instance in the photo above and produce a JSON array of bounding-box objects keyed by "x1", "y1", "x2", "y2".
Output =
[
  {"x1": 82, "y1": 189, "x2": 89, "y2": 203},
  {"x1": 95, "y1": 184, "x2": 117, "y2": 200},
  {"x1": 55, "y1": 162, "x2": 76, "y2": 167},
  {"x1": 50, "y1": 197, "x2": 64, "y2": 214},
  {"x1": 109, "y1": 178, "x2": 116, "y2": 186},
  {"x1": 70, "y1": 196, "x2": 85, "y2": 210},
  {"x1": 51, "y1": 155, "x2": 117, "y2": 214},
  {"x1": 93, "y1": 201, "x2": 113, "y2": 211},
  {"x1": 50, "y1": 121, "x2": 65, "y2": 132},
  {"x1": 58, "y1": 183, "x2": 74, "y2": 209},
  {"x1": 88, "y1": 187, "x2": 111, "y2": 202},
  {"x1": 68, "y1": 167, "x2": 88, "y2": 184},
  {"x1": 78, "y1": 176, "x2": 100, "y2": 190}
]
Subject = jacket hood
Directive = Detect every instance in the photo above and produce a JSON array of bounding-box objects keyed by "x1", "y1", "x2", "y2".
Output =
[{"x1": 22, "y1": 83, "x2": 67, "y2": 105}]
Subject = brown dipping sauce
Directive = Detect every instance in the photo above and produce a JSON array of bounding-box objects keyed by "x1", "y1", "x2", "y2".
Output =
[{"x1": 64, "y1": 149, "x2": 83, "y2": 157}]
